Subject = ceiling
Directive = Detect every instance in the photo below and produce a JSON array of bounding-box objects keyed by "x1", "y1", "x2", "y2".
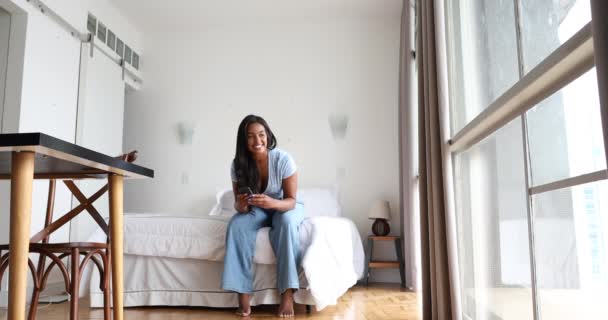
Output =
[{"x1": 109, "y1": 0, "x2": 403, "y2": 31}]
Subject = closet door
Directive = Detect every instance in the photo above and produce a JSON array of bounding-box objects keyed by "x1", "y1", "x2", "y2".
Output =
[
  {"x1": 0, "y1": 10, "x2": 10, "y2": 248},
  {"x1": 71, "y1": 45, "x2": 125, "y2": 241}
]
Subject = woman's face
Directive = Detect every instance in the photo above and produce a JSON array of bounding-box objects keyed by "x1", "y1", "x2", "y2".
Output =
[{"x1": 246, "y1": 122, "x2": 268, "y2": 155}]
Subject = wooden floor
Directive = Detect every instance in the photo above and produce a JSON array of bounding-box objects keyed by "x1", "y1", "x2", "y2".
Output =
[{"x1": 1, "y1": 284, "x2": 420, "y2": 320}]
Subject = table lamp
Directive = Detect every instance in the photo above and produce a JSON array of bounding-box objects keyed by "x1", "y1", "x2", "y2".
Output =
[{"x1": 369, "y1": 200, "x2": 391, "y2": 236}]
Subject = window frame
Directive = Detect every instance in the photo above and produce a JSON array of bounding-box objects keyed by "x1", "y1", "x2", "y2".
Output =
[{"x1": 442, "y1": 1, "x2": 608, "y2": 319}]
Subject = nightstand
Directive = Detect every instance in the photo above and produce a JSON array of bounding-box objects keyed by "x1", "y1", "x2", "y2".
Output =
[{"x1": 365, "y1": 235, "x2": 406, "y2": 288}]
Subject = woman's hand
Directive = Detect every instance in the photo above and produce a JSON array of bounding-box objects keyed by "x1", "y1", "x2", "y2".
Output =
[
  {"x1": 248, "y1": 194, "x2": 276, "y2": 209},
  {"x1": 235, "y1": 194, "x2": 250, "y2": 213}
]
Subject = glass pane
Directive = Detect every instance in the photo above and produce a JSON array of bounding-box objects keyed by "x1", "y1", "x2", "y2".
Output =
[
  {"x1": 454, "y1": 118, "x2": 533, "y2": 320},
  {"x1": 519, "y1": 0, "x2": 591, "y2": 73},
  {"x1": 97, "y1": 22, "x2": 106, "y2": 43},
  {"x1": 132, "y1": 52, "x2": 140, "y2": 70},
  {"x1": 446, "y1": 0, "x2": 520, "y2": 134},
  {"x1": 87, "y1": 13, "x2": 97, "y2": 35},
  {"x1": 532, "y1": 180, "x2": 608, "y2": 319},
  {"x1": 107, "y1": 30, "x2": 116, "y2": 51},
  {"x1": 124, "y1": 45, "x2": 132, "y2": 64},
  {"x1": 526, "y1": 68, "x2": 606, "y2": 187},
  {"x1": 116, "y1": 38, "x2": 124, "y2": 57}
]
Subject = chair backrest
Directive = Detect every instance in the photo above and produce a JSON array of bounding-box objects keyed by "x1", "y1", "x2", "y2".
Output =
[
  {"x1": 31, "y1": 179, "x2": 110, "y2": 243},
  {"x1": 41, "y1": 179, "x2": 57, "y2": 244},
  {"x1": 30, "y1": 150, "x2": 139, "y2": 244}
]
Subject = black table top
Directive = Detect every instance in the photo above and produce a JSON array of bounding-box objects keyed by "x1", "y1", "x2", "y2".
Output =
[{"x1": 0, "y1": 133, "x2": 154, "y2": 179}]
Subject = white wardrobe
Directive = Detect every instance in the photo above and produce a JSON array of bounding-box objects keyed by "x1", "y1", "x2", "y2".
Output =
[{"x1": 0, "y1": 2, "x2": 137, "y2": 298}]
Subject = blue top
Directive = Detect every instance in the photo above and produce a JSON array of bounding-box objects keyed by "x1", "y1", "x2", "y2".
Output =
[{"x1": 231, "y1": 148, "x2": 297, "y2": 200}]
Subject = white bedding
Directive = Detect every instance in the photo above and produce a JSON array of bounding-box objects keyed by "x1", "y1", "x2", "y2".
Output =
[
  {"x1": 89, "y1": 256, "x2": 316, "y2": 308},
  {"x1": 87, "y1": 213, "x2": 364, "y2": 310},
  {"x1": 98, "y1": 214, "x2": 314, "y2": 265},
  {"x1": 122, "y1": 214, "x2": 229, "y2": 261}
]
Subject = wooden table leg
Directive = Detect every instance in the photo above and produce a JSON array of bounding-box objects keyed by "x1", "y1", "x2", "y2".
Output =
[
  {"x1": 108, "y1": 174, "x2": 124, "y2": 320},
  {"x1": 7, "y1": 151, "x2": 35, "y2": 320}
]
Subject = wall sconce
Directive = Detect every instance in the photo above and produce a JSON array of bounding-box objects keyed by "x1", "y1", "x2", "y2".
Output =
[
  {"x1": 328, "y1": 113, "x2": 349, "y2": 140},
  {"x1": 177, "y1": 121, "x2": 196, "y2": 145}
]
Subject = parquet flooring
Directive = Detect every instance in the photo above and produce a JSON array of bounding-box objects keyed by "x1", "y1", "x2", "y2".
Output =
[{"x1": 0, "y1": 284, "x2": 420, "y2": 320}]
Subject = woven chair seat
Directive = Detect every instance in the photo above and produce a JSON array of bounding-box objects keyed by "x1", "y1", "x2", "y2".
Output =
[{"x1": 1, "y1": 242, "x2": 107, "y2": 251}]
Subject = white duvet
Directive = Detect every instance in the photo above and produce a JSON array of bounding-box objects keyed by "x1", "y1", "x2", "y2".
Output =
[{"x1": 88, "y1": 213, "x2": 364, "y2": 310}]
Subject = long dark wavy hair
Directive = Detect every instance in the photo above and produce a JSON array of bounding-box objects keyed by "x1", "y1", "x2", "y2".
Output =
[{"x1": 234, "y1": 115, "x2": 277, "y2": 193}]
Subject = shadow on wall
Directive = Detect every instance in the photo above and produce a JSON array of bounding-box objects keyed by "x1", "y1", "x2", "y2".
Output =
[{"x1": 328, "y1": 113, "x2": 349, "y2": 140}]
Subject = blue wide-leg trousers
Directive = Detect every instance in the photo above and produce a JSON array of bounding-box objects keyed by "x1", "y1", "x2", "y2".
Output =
[{"x1": 221, "y1": 203, "x2": 304, "y2": 294}]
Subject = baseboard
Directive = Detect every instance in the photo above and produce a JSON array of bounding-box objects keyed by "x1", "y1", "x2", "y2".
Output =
[
  {"x1": 357, "y1": 281, "x2": 414, "y2": 291},
  {"x1": 0, "y1": 289, "x2": 7, "y2": 308},
  {"x1": 38, "y1": 293, "x2": 68, "y2": 303},
  {"x1": 0, "y1": 280, "x2": 66, "y2": 307},
  {"x1": 37, "y1": 281, "x2": 68, "y2": 303}
]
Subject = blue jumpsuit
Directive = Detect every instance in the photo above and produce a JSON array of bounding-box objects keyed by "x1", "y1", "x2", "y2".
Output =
[{"x1": 221, "y1": 148, "x2": 304, "y2": 294}]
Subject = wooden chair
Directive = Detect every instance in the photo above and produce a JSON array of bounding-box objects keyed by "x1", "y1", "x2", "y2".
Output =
[
  {"x1": 0, "y1": 179, "x2": 111, "y2": 320},
  {"x1": 0, "y1": 151, "x2": 138, "y2": 320}
]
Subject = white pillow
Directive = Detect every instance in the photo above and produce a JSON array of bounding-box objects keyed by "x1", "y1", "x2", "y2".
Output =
[
  {"x1": 209, "y1": 188, "x2": 235, "y2": 218},
  {"x1": 297, "y1": 188, "x2": 341, "y2": 217},
  {"x1": 209, "y1": 187, "x2": 342, "y2": 218}
]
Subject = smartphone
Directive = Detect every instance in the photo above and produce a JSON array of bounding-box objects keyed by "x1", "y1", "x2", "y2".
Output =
[
  {"x1": 237, "y1": 187, "x2": 254, "y2": 213},
  {"x1": 237, "y1": 186, "x2": 254, "y2": 196}
]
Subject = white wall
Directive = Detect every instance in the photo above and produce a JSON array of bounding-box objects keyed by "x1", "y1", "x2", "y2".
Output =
[
  {"x1": 123, "y1": 17, "x2": 403, "y2": 282},
  {"x1": 0, "y1": 0, "x2": 140, "y2": 300}
]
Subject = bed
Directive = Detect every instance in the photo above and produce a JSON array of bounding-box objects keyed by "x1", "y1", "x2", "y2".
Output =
[{"x1": 83, "y1": 188, "x2": 365, "y2": 311}]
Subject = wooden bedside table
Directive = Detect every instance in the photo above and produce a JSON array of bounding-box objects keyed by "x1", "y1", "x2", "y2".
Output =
[{"x1": 365, "y1": 235, "x2": 406, "y2": 288}]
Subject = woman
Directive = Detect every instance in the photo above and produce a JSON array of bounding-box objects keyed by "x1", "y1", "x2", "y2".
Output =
[{"x1": 221, "y1": 114, "x2": 304, "y2": 317}]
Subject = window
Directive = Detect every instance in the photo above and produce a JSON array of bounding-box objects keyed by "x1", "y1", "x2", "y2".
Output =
[
  {"x1": 519, "y1": 0, "x2": 591, "y2": 73},
  {"x1": 454, "y1": 118, "x2": 533, "y2": 319},
  {"x1": 88, "y1": 14, "x2": 139, "y2": 70},
  {"x1": 116, "y1": 38, "x2": 124, "y2": 58},
  {"x1": 531, "y1": 181, "x2": 608, "y2": 319},
  {"x1": 445, "y1": 1, "x2": 606, "y2": 319},
  {"x1": 132, "y1": 52, "x2": 139, "y2": 70},
  {"x1": 87, "y1": 13, "x2": 97, "y2": 35},
  {"x1": 97, "y1": 22, "x2": 106, "y2": 43},
  {"x1": 107, "y1": 30, "x2": 116, "y2": 51},
  {"x1": 526, "y1": 68, "x2": 604, "y2": 186},
  {"x1": 124, "y1": 45, "x2": 132, "y2": 65},
  {"x1": 445, "y1": 0, "x2": 519, "y2": 134}
]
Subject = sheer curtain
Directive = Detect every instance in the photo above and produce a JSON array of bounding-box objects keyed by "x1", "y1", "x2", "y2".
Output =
[{"x1": 398, "y1": 0, "x2": 418, "y2": 292}]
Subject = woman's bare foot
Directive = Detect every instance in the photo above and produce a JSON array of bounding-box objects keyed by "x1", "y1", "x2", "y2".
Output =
[
  {"x1": 277, "y1": 289, "x2": 295, "y2": 317},
  {"x1": 236, "y1": 293, "x2": 251, "y2": 317}
]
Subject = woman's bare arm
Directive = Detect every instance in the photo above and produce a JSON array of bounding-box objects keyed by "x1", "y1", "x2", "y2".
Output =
[{"x1": 247, "y1": 173, "x2": 298, "y2": 212}]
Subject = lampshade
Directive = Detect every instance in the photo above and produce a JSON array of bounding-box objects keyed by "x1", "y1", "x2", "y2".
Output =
[{"x1": 368, "y1": 200, "x2": 391, "y2": 220}]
